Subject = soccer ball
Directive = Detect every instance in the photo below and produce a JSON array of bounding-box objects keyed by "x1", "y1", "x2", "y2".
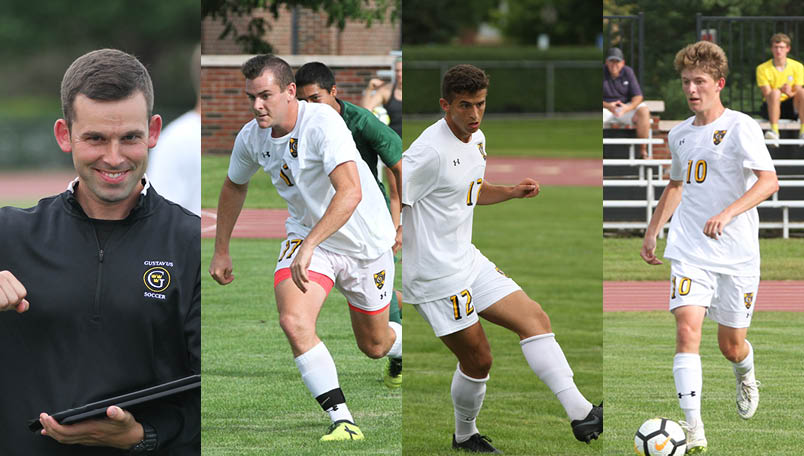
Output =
[
  {"x1": 371, "y1": 106, "x2": 391, "y2": 125},
  {"x1": 634, "y1": 417, "x2": 686, "y2": 456}
]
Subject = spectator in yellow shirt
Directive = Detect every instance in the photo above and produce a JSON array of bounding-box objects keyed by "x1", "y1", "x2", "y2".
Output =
[{"x1": 756, "y1": 33, "x2": 804, "y2": 142}]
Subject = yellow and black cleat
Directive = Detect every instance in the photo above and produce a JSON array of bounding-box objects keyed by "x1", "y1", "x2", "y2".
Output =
[
  {"x1": 384, "y1": 357, "x2": 402, "y2": 389},
  {"x1": 320, "y1": 420, "x2": 364, "y2": 441}
]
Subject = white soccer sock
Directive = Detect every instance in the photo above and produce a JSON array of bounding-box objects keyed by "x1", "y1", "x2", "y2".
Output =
[
  {"x1": 451, "y1": 364, "x2": 488, "y2": 443},
  {"x1": 520, "y1": 333, "x2": 593, "y2": 421},
  {"x1": 294, "y1": 342, "x2": 354, "y2": 424},
  {"x1": 387, "y1": 321, "x2": 402, "y2": 359},
  {"x1": 673, "y1": 352, "x2": 702, "y2": 425},
  {"x1": 732, "y1": 339, "x2": 754, "y2": 379}
]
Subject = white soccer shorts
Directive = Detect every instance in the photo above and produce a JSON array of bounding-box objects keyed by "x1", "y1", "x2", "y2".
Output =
[
  {"x1": 668, "y1": 261, "x2": 759, "y2": 328},
  {"x1": 602, "y1": 101, "x2": 648, "y2": 126},
  {"x1": 274, "y1": 234, "x2": 395, "y2": 314},
  {"x1": 414, "y1": 251, "x2": 521, "y2": 337}
]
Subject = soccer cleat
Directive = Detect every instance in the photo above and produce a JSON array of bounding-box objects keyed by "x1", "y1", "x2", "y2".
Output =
[
  {"x1": 320, "y1": 420, "x2": 364, "y2": 441},
  {"x1": 571, "y1": 402, "x2": 603, "y2": 443},
  {"x1": 735, "y1": 371, "x2": 760, "y2": 419},
  {"x1": 765, "y1": 130, "x2": 779, "y2": 147},
  {"x1": 452, "y1": 433, "x2": 502, "y2": 453},
  {"x1": 680, "y1": 420, "x2": 707, "y2": 454},
  {"x1": 384, "y1": 357, "x2": 402, "y2": 389}
]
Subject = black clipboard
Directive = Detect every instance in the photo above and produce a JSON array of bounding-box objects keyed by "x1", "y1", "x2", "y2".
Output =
[{"x1": 27, "y1": 374, "x2": 200, "y2": 432}]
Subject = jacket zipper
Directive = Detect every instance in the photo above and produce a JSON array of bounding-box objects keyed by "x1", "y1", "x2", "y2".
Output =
[{"x1": 92, "y1": 225, "x2": 104, "y2": 322}]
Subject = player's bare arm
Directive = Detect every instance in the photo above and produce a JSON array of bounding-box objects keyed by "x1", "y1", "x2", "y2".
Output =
[
  {"x1": 477, "y1": 178, "x2": 540, "y2": 205},
  {"x1": 0, "y1": 270, "x2": 29, "y2": 313},
  {"x1": 703, "y1": 170, "x2": 778, "y2": 239},
  {"x1": 641, "y1": 179, "x2": 684, "y2": 265},
  {"x1": 289, "y1": 160, "x2": 362, "y2": 292},
  {"x1": 387, "y1": 160, "x2": 402, "y2": 253},
  {"x1": 210, "y1": 176, "x2": 249, "y2": 285},
  {"x1": 39, "y1": 406, "x2": 143, "y2": 449}
]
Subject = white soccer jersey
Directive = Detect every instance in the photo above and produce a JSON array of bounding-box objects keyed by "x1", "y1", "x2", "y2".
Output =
[
  {"x1": 402, "y1": 118, "x2": 488, "y2": 303},
  {"x1": 146, "y1": 110, "x2": 201, "y2": 215},
  {"x1": 664, "y1": 109, "x2": 775, "y2": 276},
  {"x1": 228, "y1": 101, "x2": 394, "y2": 260}
]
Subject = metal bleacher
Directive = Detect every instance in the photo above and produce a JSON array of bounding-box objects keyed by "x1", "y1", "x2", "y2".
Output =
[{"x1": 603, "y1": 142, "x2": 804, "y2": 238}]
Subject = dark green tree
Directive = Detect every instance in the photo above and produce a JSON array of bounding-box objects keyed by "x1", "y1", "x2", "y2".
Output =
[
  {"x1": 495, "y1": 0, "x2": 601, "y2": 45},
  {"x1": 401, "y1": 0, "x2": 498, "y2": 45},
  {"x1": 202, "y1": 0, "x2": 400, "y2": 53}
]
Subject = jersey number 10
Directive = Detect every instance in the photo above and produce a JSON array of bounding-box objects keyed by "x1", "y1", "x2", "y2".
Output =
[{"x1": 686, "y1": 160, "x2": 708, "y2": 184}]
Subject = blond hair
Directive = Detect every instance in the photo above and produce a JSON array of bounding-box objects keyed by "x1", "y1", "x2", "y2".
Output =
[{"x1": 674, "y1": 41, "x2": 729, "y2": 81}]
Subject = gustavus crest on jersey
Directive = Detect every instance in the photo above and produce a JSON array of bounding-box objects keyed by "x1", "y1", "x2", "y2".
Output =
[
  {"x1": 477, "y1": 142, "x2": 486, "y2": 160},
  {"x1": 713, "y1": 130, "x2": 727, "y2": 145},
  {"x1": 744, "y1": 292, "x2": 754, "y2": 309},
  {"x1": 373, "y1": 270, "x2": 386, "y2": 289},
  {"x1": 289, "y1": 138, "x2": 299, "y2": 157}
]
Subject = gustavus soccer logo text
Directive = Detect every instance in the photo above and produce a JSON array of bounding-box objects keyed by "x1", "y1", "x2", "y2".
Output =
[
  {"x1": 713, "y1": 130, "x2": 727, "y2": 145},
  {"x1": 289, "y1": 138, "x2": 299, "y2": 158},
  {"x1": 744, "y1": 292, "x2": 754, "y2": 309},
  {"x1": 373, "y1": 270, "x2": 386, "y2": 289}
]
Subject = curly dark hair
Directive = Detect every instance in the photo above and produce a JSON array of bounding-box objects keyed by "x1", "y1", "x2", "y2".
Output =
[{"x1": 441, "y1": 64, "x2": 489, "y2": 102}]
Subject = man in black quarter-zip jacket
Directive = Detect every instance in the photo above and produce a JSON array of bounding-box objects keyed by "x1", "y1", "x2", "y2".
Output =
[{"x1": 0, "y1": 49, "x2": 200, "y2": 455}]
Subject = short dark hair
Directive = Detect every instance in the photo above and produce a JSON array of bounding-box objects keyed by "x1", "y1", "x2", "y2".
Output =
[
  {"x1": 441, "y1": 64, "x2": 489, "y2": 102},
  {"x1": 295, "y1": 62, "x2": 336, "y2": 92},
  {"x1": 61, "y1": 49, "x2": 154, "y2": 129},
  {"x1": 241, "y1": 54, "x2": 295, "y2": 90}
]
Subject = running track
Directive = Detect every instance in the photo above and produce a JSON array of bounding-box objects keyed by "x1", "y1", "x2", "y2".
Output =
[
  {"x1": 201, "y1": 157, "x2": 600, "y2": 239},
  {"x1": 604, "y1": 281, "x2": 804, "y2": 312}
]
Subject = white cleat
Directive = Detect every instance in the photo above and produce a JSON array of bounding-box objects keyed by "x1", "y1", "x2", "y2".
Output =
[
  {"x1": 735, "y1": 369, "x2": 760, "y2": 419},
  {"x1": 680, "y1": 420, "x2": 707, "y2": 454}
]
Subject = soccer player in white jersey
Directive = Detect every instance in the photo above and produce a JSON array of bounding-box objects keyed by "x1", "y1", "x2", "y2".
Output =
[
  {"x1": 402, "y1": 64, "x2": 602, "y2": 453},
  {"x1": 641, "y1": 41, "x2": 779, "y2": 454},
  {"x1": 209, "y1": 55, "x2": 402, "y2": 441}
]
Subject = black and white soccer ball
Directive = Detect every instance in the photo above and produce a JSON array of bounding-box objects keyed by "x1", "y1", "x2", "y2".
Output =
[{"x1": 634, "y1": 417, "x2": 687, "y2": 456}]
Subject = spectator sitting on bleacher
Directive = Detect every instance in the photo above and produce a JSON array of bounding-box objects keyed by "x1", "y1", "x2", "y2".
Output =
[
  {"x1": 603, "y1": 47, "x2": 652, "y2": 158},
  {"x1": 756, "y1": 33, "x2": 804, "y2": 144}
]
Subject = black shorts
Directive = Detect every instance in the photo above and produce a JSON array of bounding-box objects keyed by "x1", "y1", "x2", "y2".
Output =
[{"x1": 760, "y1": 98, "x2": 799, "y2": 120}]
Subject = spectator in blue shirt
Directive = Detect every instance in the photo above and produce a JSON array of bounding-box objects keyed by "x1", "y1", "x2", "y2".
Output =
[{"x1": 604, "y1": 47, "x2": 652, "y2": 157}]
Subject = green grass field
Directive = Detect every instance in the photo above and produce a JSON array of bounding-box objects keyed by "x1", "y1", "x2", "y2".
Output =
[
  {"x1": 402, "y1": 117, "x2": 601, "y2": 158},
  {"x1": 202, "y1": 238, "x2": 402, "y2": 455},
  {"x1": 403, "y1": 187, "x2": 603, "y2": 456},
  {"x1": 604, "y1": 311, "x2": 804, "y2": 455}
]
